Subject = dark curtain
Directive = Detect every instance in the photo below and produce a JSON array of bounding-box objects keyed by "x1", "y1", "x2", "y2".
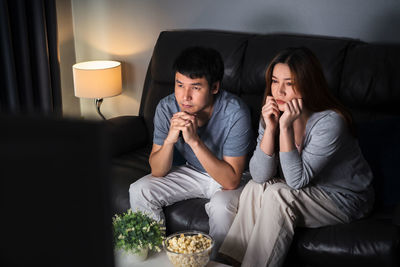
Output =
[{"x1": 0, "y1": 0, "x2": 62, "y2": 116}]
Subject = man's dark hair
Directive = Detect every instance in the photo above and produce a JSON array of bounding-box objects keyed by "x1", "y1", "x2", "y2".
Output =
[{"x1": 172, "y1": 46, "x2": 224, "y2": 87}]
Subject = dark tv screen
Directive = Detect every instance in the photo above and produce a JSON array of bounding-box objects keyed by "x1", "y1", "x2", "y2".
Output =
[{"x1": 0, "y1": 115, "x2": 114, "y2": 267}]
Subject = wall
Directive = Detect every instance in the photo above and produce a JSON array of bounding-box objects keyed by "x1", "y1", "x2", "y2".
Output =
[
  {"x1": 56, "y1": 0, "x2": 81, "y2": 118},
  {"x1": 60, "y1": 0, "x2": 400, "y2": 119}
]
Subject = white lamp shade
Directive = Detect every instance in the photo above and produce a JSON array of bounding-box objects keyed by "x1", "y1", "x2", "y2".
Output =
[{"x1": 73, "y1": 60, "x2": 122, "y2": 98}]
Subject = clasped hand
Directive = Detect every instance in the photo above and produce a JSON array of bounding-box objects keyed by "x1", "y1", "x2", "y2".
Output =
[
  {"x1": 165, "y1": 111, "x2": 198, "y2": 145},
  {"x1": 262, "y1": 96, "x2": 303, "y2": 131}
]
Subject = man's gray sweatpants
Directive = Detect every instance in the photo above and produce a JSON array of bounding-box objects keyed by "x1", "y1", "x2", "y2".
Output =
[{"x1": 129, "y1": 164, "x2": 249, "y2": 259}]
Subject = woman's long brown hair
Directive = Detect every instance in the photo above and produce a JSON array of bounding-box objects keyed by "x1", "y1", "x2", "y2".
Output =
[{"x1": 261, "y1": 47, "x2": 354, "y2": 134}]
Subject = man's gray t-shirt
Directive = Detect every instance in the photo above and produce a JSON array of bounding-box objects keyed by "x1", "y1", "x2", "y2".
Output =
[{"x1": 153, "y1": 90, "x2": 253, "y2": 173}]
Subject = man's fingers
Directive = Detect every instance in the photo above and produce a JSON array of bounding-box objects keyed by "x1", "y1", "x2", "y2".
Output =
[
  {"x1": 174, "y1": 111, "x2": 196, "y2": 121},
  {"x1": 171, "y1": 118, "x2": 189, "y2": 128}
]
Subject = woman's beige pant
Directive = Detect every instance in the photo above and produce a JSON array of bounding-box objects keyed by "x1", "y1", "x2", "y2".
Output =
[{"x1": 219, "y1": 179, "x2": 350, "y2": 267}]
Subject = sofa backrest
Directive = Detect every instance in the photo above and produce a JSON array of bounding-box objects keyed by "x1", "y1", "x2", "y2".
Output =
[
  {"x1": 139, "y1": 30, "x2": 252, "y2": 136},
  {"x1": 340, "y1": 43, "x2": 400, "y2": 121},
  {"x1": 140, "y1": 30, "x2": 400, "y2": 208},
  {"x1": 140, "y1": 30, "x2": 359, "y2": 134}
]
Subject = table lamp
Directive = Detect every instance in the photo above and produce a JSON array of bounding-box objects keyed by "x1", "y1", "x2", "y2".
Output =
[{"x1": 73, "y1": 60, "x2": 122, "y2": 120}]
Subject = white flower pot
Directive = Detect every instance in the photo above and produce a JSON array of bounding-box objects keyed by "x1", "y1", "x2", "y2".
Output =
[{"x1": 115, "y1": 247, "x2": 149, "y2": 266}]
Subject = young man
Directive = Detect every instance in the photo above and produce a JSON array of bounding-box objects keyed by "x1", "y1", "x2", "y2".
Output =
[{"x1": 129, "y1": 46, "x2": 253, "y2": 258}]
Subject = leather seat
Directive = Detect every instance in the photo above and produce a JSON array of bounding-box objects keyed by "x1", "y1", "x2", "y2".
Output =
[{"x1": 107, "y1": 30, "x2": 400, "y2": 266}]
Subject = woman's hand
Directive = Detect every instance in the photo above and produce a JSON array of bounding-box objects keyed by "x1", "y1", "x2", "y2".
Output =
[
  {"x1": 279, "y1": 98, "x2": 303, "y2": 130},
  {"x1": 262, "y1": 96, "x2": 280, "y2": 132}
]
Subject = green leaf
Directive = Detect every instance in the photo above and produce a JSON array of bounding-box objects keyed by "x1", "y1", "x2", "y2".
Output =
[{"x1": 112, "y1": 209, "x2": 165, "y2": 252}]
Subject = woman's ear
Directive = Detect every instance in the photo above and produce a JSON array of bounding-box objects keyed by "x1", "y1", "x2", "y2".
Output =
[{"x1": 211, "y1": 82, "x2": 220, "y2": 94}]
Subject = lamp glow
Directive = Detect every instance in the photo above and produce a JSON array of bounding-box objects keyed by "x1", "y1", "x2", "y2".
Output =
[{"x1": 73, "y1": 60, "x2": 122, "y2": 119}]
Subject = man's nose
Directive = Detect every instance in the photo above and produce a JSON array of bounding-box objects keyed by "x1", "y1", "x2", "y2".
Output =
[{"x1": 183, "y1": 88, "x2": 192, "y2": 100}]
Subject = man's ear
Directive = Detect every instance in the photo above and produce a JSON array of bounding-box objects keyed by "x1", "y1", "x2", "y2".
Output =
[{"x1": 211, "y1": 82, "x2": 220, "y2": 94}]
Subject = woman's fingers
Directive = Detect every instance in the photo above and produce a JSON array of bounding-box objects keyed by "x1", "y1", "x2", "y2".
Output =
[
  {"x1": 263, "y1": 98, "x2": 279, "y2": 113},
  {"x1": 285, "y1": 101, "x2": 293, "y2": 113},
  {"x1": 286, "y1": 98, "x2": 302, "y2": 115},
  {"x1": 291, "y1": 98, "x2": 303, "y2": 116},
  {"x1": 262, "y1": 105, "x2": 279, "y2": 120},
  {"x1": 279, "y1": 98, "x2": 303, "y2": 128},
  {"x1": 298, "y1": 98, "x2": 303, "y2": 111}
]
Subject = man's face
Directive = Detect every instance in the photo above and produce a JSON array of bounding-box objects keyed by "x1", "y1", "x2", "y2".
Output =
[{"x1": 174, "y1": 72, "x2": 219, "y2": 115}]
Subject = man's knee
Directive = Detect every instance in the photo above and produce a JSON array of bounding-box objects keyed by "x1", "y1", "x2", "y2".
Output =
[
  {"x1": 129, "y1": 176, "x2": 158, "y2": 205},
  {"x1": 208, "y1": 189, "x2": 241, "y2": 215}
]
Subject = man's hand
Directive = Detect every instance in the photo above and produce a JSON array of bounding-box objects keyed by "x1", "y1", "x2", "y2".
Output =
[
  {"x1": 180, "y1": 113, "x2": 199, "y2": 146},
  {"x1": 279, "y1": 98, "x2": 303, "y2": 129},
  {"x1": 262, "y1": 96, "x2": 280, "y2": 132},
  {"x1": 164, "y1": 112, "x2": 193, "y2": 144},
  {"x1": 168, "y1": 112, "x2": 199, "y2": 146}
]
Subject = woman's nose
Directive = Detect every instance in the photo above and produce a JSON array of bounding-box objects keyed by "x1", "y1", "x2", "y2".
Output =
[{"x1": 278, "y1": 83, "x2": 286, "y2": 95}]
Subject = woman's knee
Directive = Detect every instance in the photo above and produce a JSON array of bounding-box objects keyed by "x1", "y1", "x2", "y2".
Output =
[
  {"x1": 240, "y1": 179, "x2": 265, "y2": 196},
  {"x1": 263, "y1": 182, "x2": 295, "y2": 203},
  {"x1": 263, "y1": 183, "x2": 299, "y2": 222}
]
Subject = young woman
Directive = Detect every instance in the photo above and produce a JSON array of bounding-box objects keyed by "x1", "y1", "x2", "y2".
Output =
[{"x1": 219, "y1": 47, "x2": 374, "y2": 267}]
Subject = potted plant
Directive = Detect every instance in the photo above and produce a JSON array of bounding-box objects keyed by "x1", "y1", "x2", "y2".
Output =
[{"x1": 113, "y1": 209, "x2": 165, "y2": 262}]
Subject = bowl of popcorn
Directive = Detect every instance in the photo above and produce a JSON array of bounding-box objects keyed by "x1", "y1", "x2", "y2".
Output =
[{"x1": 164, "y1": 231, "x2": 214, "y2": 267}]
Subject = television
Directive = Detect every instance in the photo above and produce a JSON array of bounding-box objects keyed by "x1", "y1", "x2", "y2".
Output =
[{"x1": 0, "y1": 114, "x2": 114, "y2": 267}]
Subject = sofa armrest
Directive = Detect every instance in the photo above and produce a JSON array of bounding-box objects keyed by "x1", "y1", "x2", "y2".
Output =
[
  {"x1": 106, "y1": 116, "x2": 149, "y2": 157},
  {"x1": 393, "y1": 204, "x2": 400, "y2": 226}
]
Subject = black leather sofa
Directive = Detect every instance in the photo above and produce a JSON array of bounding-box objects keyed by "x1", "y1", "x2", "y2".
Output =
[{"x1": 107, "y1": 30, "x2": 400, "y2": 266}]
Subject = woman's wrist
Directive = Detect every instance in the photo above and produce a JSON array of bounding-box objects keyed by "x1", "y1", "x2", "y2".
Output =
[
  {"x1": 279, "y1": 125, "x2": 295, "y2": 152},
  {"x1": 265, "y1": 126, "x2": 277, "y2": 135},
  {"x1": 279, "y1": 124, "x2": 293, "y2": 132}
]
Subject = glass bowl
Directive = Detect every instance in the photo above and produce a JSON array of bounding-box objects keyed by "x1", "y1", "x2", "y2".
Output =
[{"x1": 163, "y1": 230, "x2": 214, "y2": 267}]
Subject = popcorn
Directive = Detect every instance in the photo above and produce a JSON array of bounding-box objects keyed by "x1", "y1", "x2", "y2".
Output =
[{"x1": 164, "y1": 232, "x2": 213, "y2": 267}]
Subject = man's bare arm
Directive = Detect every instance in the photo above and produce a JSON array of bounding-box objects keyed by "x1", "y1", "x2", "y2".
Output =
[
  {"x1": 149, "y1": 143, "x2": 175, "y2": 177},
  {"x1": 150, "y1": 112, "x2": 192, "y2": 177},
  {"x1": 190, "y1": 139, "x2": 246, "y2": 189}
]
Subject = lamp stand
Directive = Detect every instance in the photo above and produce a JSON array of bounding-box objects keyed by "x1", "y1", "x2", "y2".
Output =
[{"x1": 95, "y1": 98, "x2": 106, "y2": 120}]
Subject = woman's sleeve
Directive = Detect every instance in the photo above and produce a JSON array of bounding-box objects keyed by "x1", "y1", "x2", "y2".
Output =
[
  {"x1": 249, "y1": 122, "x2": 278, "y2": 183},
  {"x1": 280, "y1": 113, "x2": 346, "y2": 189}
]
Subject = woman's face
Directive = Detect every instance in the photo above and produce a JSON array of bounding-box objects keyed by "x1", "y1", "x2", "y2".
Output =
[{"x1": 270, "y1": 63, "x2": 302, "y2": 112}]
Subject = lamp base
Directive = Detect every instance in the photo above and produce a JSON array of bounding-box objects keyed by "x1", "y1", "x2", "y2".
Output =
[{"x1": 95, "y1": 98, "x2": 106, "y2": 120}]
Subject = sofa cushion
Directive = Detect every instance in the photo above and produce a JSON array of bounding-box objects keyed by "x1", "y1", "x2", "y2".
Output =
[
  {"x1": 106, "y1": 115, "x2": 148, "y2": 157},
  {"x1": 290, "y1": 219, "x2": 400, "y2": 267},
  {"x1": 356, "y1": 117, "x2": 400, "y2": 208},
  {"x1": 111, "y1": 145, "x2": 151, "y2": 215},
  {"x1": 163, "y1": 198, "x2": 210, "y2": 235}
]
